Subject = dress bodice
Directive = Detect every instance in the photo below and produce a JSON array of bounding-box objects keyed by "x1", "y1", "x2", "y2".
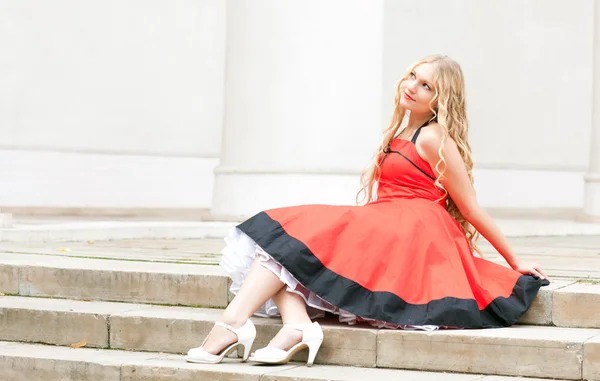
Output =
[{"x1": 376, "y1": 138, "x2": 446, "y2": 204}]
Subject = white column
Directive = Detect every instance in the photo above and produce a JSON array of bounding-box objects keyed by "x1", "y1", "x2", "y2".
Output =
[
  {"x1": 0, "y1": 209, "x2": 13, "y2": 228},
  {"x1": 211, "y1": 1, "x2": 384, "y2": 219},
  {"x1": 583, "y1": 0, "x2": 600, "y2": 220}
]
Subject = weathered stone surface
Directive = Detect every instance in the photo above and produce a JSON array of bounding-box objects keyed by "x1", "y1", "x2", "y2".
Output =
[
  {"x1": 121, "y1": 358, "x2": 293, "y2": 381},
  {"x1": 0, "y1": 341, "x2": 122, "y2": 381},
  {"x1": 0, "y1": 296, "x2": 120, "y2": 348},
  {"x1": 111, "y1": 309, "x2": 378, "y2": 367},
  {"x1": 377, "y1": 325, "x2": 600, "y2": 379},
  {"x1": 263, "y1": 364, "x2": 484, "y2": 381},
  {"x1": 0, "y1": 264, "x2": 18, "y2": 294},
  {"x1": 583, "y1": 334, "x2": 600, "y2": 381},
  {"x1": 6, "y1": 254, "x2": 229, "y2": 307},
  {"x1": 0, "y1": 340, "x2": 582, "y2": 381},
  {"x1": 249, "y1": 318, "x2": 378, "y2": 368},
  {"x1": 519, "y1": 280, "x2": 575, "y2": 325},
  {"x1": 0, "y1": 355, "x2": 121, "y2": 381},
  {"x1": 553, "y1": 282, "x2": 600, "y2": 328},
  {"x1": 2, "y1": 294, "x2": 599, "y2": 381},
  {"x1": 110, "y1": 306, "x2": 222, "y2": 354}
]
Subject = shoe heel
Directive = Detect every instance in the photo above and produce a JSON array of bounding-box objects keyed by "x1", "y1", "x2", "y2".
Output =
[
  {"x1": 239, "y1": 337, "x2": 254, "y2": 361},
  {"x1": 305, "y1": 338, "x2": 323, "y2": 366}
]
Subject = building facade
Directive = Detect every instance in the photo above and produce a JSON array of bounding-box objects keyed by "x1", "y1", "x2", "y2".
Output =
[{"x1": 1, "y1": 0, "x2": 599, "y2": 220}]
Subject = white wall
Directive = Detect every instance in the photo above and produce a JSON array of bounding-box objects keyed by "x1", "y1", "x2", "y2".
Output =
[
  {"x1": 383, "y1": 0, "x2": 594, "y2": 208},
  {"x1": 0, "y1": 0, "x2": 225, "y2": 210},
  {"x1": 0, "y1": 0, "x2": 594, "y2": 213},
  {"x1": 0, "y1": 150, "x2": 219, "y2": 209},
  {"x1": 211, "y1": 1, "x2": 384, "y2": 218}
]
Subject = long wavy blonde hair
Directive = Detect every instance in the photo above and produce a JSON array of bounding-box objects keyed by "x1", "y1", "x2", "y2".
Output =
[{"x1": 356, "y1": 55, "x2": 481, "y2": 255}]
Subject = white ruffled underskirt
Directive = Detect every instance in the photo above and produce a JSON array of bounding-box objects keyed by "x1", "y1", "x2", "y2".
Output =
[{"x1": 219, "y1": 227, "x2": 439, "y2": 331}]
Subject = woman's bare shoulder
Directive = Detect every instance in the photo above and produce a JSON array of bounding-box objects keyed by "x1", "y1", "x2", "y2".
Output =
[{"x1": 418, "y1": 122, "x2": 456, "y2": 150}]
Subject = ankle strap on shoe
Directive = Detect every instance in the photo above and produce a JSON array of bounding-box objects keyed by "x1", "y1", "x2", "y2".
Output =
[
  {"x1": 283, "y1": 322, "x2": 323, "y2": 341},
  {"x1": 285, "y1": 322, "x2": 319, "y2": 332},
  {"x1": 215, "y1": 321, "x2": 250, "y2": 335},
  {"x1": 285, "y1": 324, "x2": 306, "y2": 331},
  {"x1": 215, "y1": 321, "x2": 236, "y2": 332}
]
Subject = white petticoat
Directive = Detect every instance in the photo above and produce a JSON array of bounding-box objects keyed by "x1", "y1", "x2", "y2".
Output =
[{"x1": 219, "y1": 227, "x2": 438, "y2": 331}]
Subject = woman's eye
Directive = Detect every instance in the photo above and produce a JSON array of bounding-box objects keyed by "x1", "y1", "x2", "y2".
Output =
[
  {"x1": 423, "y1": 83, "x2": 431, "y2": 90},
  {"x1": 409, "y1": 72, "x2": 416, "y2": 79}
]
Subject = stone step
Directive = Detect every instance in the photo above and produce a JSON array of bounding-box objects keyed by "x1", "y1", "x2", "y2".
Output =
[
  {"x1": 0, "y1": 341, "x2": 577, "y2": 381},
  {"x1": 1, "y1": 253, "x2": 599, "y2": 328},
  {"x1": 3, "y1": 215, "x2": 600, "y2": 243},
  {"x1": 0, "y1": 296, "x2": 598, "y2": 380},
  {"x1": 0, "y1": 253, "x2": 231, "y2": 308},
  {"x1": 0, "y1": 220, "x2": 237, "y2": 242}
]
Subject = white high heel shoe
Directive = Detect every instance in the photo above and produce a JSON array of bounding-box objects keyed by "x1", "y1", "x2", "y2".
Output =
[
  {"x1": 250, "y1": 321, "x2": 324, "y2": 366},
  {"x1": 186, "y1": 320, "x2": 256, "y2": 364}
]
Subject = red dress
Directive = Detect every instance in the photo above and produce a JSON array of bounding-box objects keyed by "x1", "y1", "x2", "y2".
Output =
[{"x1": 221, "y1": 127, "x2": 547, "y2": 329}]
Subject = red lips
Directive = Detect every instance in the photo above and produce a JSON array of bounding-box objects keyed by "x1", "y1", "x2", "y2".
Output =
[{"x1": 404, "y1": 92, "x2": 416, "y2": 102}]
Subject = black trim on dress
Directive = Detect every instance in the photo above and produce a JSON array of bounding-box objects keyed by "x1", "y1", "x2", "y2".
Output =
[
  {"x1": 382, "y1": 124, "x2": 435, "y2": 181},
  {"x1": 238, "y1": 212, "x2": 548, "y2": 329},
  {"x1": 383, "y1": 147, "x2": 436, "y2": 181}
]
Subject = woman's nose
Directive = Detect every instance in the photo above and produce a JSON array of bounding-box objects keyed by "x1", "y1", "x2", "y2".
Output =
[{"x1": 407, "y1": 81, "x2": 417, "y2": 93}]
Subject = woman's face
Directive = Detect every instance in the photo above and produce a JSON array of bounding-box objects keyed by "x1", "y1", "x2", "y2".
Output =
[{"x1": 398, "y1": 63, "x2": 436, "y2": 115}]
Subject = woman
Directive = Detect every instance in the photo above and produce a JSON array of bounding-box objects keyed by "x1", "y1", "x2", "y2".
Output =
[{"x1": 186, "y1": 54, "x2": 549, "y2": 366}]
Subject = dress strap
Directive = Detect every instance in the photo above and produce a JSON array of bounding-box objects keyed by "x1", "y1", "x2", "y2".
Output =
[
  {"x1": 410, "y1": 126, "x2": 424, "y2": 144},
  {"x1": 410, "y1": 119, "x2": 432, "y2": 144}
]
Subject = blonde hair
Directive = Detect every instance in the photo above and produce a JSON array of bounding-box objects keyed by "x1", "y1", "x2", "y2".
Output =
[{"x1": 356, "y1": 55, "x2": 481, "y2": 255}]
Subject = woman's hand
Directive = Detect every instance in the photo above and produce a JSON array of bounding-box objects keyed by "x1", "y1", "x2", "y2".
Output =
[{"x1": 512, "y1": 260, "x2": 549, "y2": 281}]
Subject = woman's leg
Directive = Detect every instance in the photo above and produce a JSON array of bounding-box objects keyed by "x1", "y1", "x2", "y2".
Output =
[
  {"x1": 259, "y1": 287, "x2": 312, "y2": 351},
  {"x1": 201, "y1": 257, "x2": 285, "y2": 354}
]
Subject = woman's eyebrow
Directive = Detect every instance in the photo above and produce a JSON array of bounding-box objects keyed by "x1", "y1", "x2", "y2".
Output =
[{"x1": 413, "y1": 72, "x2": 433, "y2": 86}]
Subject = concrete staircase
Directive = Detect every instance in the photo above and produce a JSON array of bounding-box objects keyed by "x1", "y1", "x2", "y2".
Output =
[{"x1": 0, "y1": 241, "x2": 599, "y2": 380}]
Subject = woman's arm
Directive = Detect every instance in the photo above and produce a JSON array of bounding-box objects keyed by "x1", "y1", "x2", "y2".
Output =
[{"x1": 417, "y1": 125, "x2": 548, "y2": 280}]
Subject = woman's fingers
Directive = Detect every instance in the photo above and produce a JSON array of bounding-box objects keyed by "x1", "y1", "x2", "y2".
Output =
[{"x1": 535, "y1": 266, "x2": 549, "y2": 281}]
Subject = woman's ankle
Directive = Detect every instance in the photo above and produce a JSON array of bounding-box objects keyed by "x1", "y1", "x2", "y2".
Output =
[
  {"x1": 219, "y1": 312, "x2": 248, "y2": 329},
  {"x1": 282, "y1": 318, "x2": 313, "y2": 327}
]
